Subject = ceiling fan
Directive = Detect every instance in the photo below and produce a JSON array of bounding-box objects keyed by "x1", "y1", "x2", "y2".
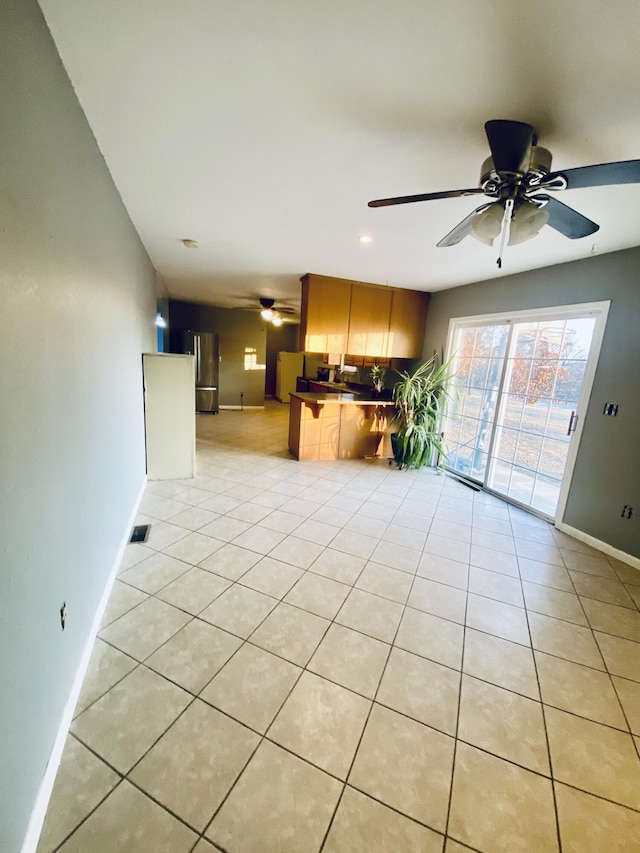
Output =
[
  {"x1": 368, "y1": 119, "x2": 640, "y2": 267},
  {"x1": 234, "y1": 296, "x2": 296, "y2": 325}
]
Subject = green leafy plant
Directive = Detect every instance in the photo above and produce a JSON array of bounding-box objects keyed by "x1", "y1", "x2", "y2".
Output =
[
  {"x1": 370, "y1": 363, "x2": 386, "y2": 393},
  {"x1": 391, "y1": 354, "x2": 456, "y2": 469}
]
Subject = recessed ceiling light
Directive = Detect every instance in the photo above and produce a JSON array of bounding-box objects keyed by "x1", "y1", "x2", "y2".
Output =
[
  {"x1": 359, "y1": 235, "x2": 373, "y2": 244},
  {"x1": 182, "y1": 238, "x2": 199, "y2": 248}
]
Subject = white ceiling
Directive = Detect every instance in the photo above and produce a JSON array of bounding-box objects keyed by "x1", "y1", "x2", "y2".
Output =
[{"x1": 39, "y1": 0, "x2": 640, "y2": 320}]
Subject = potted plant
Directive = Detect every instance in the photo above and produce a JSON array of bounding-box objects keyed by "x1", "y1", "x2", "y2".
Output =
[
  {"x1": 391, "y1": 354, "x2": 456, "y2": 469},
  {"x1": 370, "y1": 363, "x2": 387, "y2": 395}
]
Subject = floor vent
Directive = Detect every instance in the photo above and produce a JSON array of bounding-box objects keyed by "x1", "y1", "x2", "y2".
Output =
[{"x1": 129, "y1": 524, "x2": 151, "y2": 544}]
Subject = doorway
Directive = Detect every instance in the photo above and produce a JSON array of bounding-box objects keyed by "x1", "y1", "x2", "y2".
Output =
[{"x1": 443, "y1": 302, "x2": 609, "y2": 521}]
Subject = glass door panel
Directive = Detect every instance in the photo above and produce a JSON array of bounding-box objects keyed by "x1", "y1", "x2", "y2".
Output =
[{"x1": 445, "y1": 311, "x2": 600, "y2": 519}]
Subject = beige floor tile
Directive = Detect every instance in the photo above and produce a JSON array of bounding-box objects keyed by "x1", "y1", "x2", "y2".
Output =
[
  {"x1": 430, "y1": 518, "x2": 471, "y2": 543},
  {"x1": 198, "y1": 515, "x2": 251, "y2": 542},
  {"x1": 382, "y1": 522, "x2": 428, "y2": 551},
  {"x1": 528, "y1": 611, "x2": 605, "y2": 669},
  {"x1": 395, "y1": 606, "x2": 464, "y2": 670},
  {"x1": 169, "y1": 505, "x2": 220, "y2": 531},
  {"x1": 570, "y1": 570, "x2": 637, "y2": 609},
  {"x1": 416, "y1": 552, "x2": 469, "y2": 590},
  {"x1": 626, "y1": 583, "x2": 640, "y2": 607},
  {"x1": 463, "y1": 628, "x2": 540, "y2": 699},
  {"x1": 310, "y1": 547, "x2": 367, "y2": 584},
  {"x1": 469, "y1": 543, "x2": 519, "y2": 576},
  {"x1": 469, "y1": 566, "x2": 524, "y2": 606},
  {"x1": 198, "y1": 542, "x2": 261, "y2": 580},
  {"x1": 448, "y1": 742, "x2": 558, "y2": 852},
  {"x1": 612, "y1": 676, "x2": 640, "y2": 734},
  {"x1": 512, "y1": 522, "x2": 555, "y2": 545},
  {"x1": 129, "y1": 699, "x2": 259, "y2": 831},
  {"x1": 266, "y1": 535, "x2": 325, "y2": 568},
  {"x1": 192, "y1": 840, "x2": 218, "y2": 853},
  {"x1": 238, "y1": 556, "x2": 304, "y2": 598},
  {"x1": 595, "y1": 631, "x2": 640, "y2": 681},
  {"x1": 98, "y1": 597, "x2": 192, "y2": 661},
  {"x1": 100, "y1": 580, "x2": 148, "y2": 628},
  {"x1": 349, "y1": 703, "x2": 454, "y2": 832},
  {"x1": 163, "y1": 531, "x2": 224, "y2": 564},
  {"x1": 74, "y1": 639, "x2": 137, "y2": 717},
  {"x1": 323, "y1": 527, "x2": 376, "y2": 557},
  {"x1": 144, "y1": 521, "x2": 190, "y2": 551},
  {"x1": 473, "y1": 529, "x2": 516, "y2": 555},
  {"x1": 391, "y1": 509, "x2": 432, "y2": 533},
  {"x1": 57, "y1": 782, "x2": 196, "y2": 853},
  {"x1": 555, "y1": 782, "x2": 640, "y2": 853},
  {"x1": 145, "y1": 619, "x2": 241, "y2": 693},
  {"x1": 118, "y1": 542, "x2": 154, "y2": 571},
  {"x1": 283, "y1": 571, "x2": 350, "y2": 619},
  {"x1": 356, "y1": 562, "x2": 413, "y2": 604},
  {"x1": 408, "y1": 577, "x2": 467, "y2": 623},
  {"x1": 155, "y1": 566, "x2": 230, "y2": 614},
  {"x1": 139, "y1": 494, "x2": 189, "y2": 522},
  {"x1": 200, "y1": 643, "x2": 301, "y2": 732},
  {"x1": 199, "y1": 494, "x2": 244, "y2": 515},
  {"x1": 545, "y1": 706, "x2": 640, "y2": 809},
  {"x1": 517, "y1": 557, "x2": 574, "y2": 592},
  {"x1": 118, "y1": 551, "x2": 191, "y2": 594},
  {"x1": 336, "y1": 588, "x2": 404, "y2": 643},
  {"x1": 268, "y1": 671, "x2": 371, "y2": 779},
  {"x1": 466, "y1": 593, "x2": 530, "y2": 645},
  {"x1": 308, "y1": 624, "x2": 389, "y2": 699},
  {"x1": 535, "y1": 651, "x2": 627, "y2": 729},
  {"x1": 611, "y1": 560, "x2": 640, "y2": 587},
  {"x1": 249, "y1": 601, "x2": 329, "y2": 665},
  {"x1": 71, "y1": 666, "x2": 191, "y2": 773},
  {"x1": 369, "y1": 540, "x2": 421, "y2": 574},
  {"x1": 561, "y1": 549, "x2": 617, "y2": 577},
  {"x1": 444, "y1": 840, "x2": 474, "y2": 853},
  {"x1": 257, "y1": 509, "x2": 304, "y2": 534},
  {"x1": 198, "y1": 584, "x2": 277, "y2": 639},
  {"x1": 36, "y1": 736, "x2": 119, "y2": 853},
  {"x1": 424, "y1": 533, "x2": 471, "y2": 564},
  {"x1": 206, "y1": 740, "x2": 342, "y2": 853},
  {"x1": 227, "y1": 501, "x2": 273, "y2": 523},
  {"x1": 323, "y1": 786, "x2": 444, "y2": 853},
  {"x1": 522, "y1": 582, "x2": 589, "y2": 626},
  {"x1": 581, "y1": 597, "x2": 640, "y2": 642},
  {"x1": 458, "y1": 675, "x2": 549, "y2": 773},
  {"x1": 377, "y1": 647, "x2": 460, "y2": 735},
  {"x1": 231, "y1": 525, "x2": 287, "y2": 554}
]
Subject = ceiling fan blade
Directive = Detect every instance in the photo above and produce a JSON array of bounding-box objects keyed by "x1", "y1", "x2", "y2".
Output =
[
  {"x1": 545, "y1": 159, "x2": 640, "y2": 190},
  {"x1": 436, "y1": 203, "x2": 494, "y2": 247},
  {"x1": 484, "y1": 120, "x2": 534, "y2": 175},
  {"x1": 536, "y1": 195, "x2": 599, "y2": 239},
  {"x1": 368, "y1": 188, "x2": 485, "y2": 208}
]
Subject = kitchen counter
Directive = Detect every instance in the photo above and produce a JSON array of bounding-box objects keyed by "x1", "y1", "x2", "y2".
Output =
[{"x1": 288, "y1": 393, "x2": 395, "y2": 461}]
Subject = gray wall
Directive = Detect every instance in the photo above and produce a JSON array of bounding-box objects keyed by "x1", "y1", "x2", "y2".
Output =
[
  {"x1": 0, "y1": 2, "x2": 157, "y2": 850},
  {"x1": 168, "y1": 300, "x2": 268, "y2": 407},
  {"x1": 424, "y1": 248, "x2": 640, "y2": 558}
]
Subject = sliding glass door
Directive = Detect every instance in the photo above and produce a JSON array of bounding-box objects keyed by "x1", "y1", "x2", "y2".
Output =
[{"x1": 443, "y1": 304, "x2": 608, "y2": 520}]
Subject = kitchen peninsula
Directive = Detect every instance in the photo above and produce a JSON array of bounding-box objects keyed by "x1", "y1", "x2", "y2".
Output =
[{"x1": 288, "y1": 392, "x2": 395, "y2": 461}]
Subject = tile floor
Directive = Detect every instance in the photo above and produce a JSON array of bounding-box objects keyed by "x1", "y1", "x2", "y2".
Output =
[{"x1": 38, "y1": 401, "x2": 640, "y2": 852}]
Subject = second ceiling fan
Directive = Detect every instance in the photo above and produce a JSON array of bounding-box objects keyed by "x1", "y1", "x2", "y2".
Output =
[{"x1": 368, "y1": 120, "x2": 640, "y2": 267}]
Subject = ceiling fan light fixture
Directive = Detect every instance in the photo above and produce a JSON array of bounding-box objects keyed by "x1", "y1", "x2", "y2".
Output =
[
  {"x1": 260, "y1": 308, "x2": 273, "y2": 321},
  {"x1": 508, "y1": 201, "x2": 550, "y2": 245},
  {"x1": 271, "y1": 313, "x2": 283, "y2": 327},
  {"x1": 471, "y1": 202, "x2": 504, "y2": 245}
]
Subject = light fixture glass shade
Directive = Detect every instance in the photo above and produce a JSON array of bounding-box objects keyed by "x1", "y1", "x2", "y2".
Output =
[
  {"x1": 155, "y1": 312, "x2": 167, "y2": 328},
  {"x1": 508, "y1": 201, "x2": 549, "y2": 245},
  {"x1": 261, "y1": 308, "x2": 273, "y2": 321},
  {"x1": 271, "y1": 313, "x2": 283, "y2": 327},
  {"x1": 471, "y1": 202, "x2": 504, "y2": 245}
]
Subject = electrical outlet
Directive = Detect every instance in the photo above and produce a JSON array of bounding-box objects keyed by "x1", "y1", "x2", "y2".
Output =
[
  {"x1": 621, "y1": 505, "x2": 633, "y2": 519},
  {"x1": 60, "y1": 602, "x2": 66, "y2": 630}
]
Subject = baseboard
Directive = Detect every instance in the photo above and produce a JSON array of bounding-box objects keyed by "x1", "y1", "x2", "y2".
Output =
[
  {"x1": 219, "y1": 405, "x2": 265, "y2": 411},
  {"x1": 556, "y1": 522, "x2": 640, "y2": 571},
  {"x1": 21, "y1": 476, "x2": 147, "y2": 853}
]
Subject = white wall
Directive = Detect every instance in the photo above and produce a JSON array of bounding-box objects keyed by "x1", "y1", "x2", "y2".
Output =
[{"x1": 0, "y1": 1, "x2": 157, "y2": 850}]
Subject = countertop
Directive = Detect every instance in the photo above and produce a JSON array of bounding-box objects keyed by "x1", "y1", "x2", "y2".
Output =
[{"x1": 290, "y1": 392, "x2": 395, "y2": 406}]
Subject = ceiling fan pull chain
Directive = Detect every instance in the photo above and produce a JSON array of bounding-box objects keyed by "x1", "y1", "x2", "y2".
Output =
[{"x1": 496, "y1": 198, "x2": 514, "y2": 268}]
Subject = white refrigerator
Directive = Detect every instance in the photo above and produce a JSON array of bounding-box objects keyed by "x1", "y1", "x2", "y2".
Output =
[
  {"x1": 143, "y1": 353, "x2": 195, "y2": 479},
  {"x1": 276, "y1": 352, "x2": 304, "y2": 402}
]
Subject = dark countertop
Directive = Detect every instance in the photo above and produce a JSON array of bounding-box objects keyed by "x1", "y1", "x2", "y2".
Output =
[
  {"x1": 291, "y1": 392, "x2": 395, "y2": 406},
  {"x1": 307, "y1": 380, "x2": 394, "y2": 401}
]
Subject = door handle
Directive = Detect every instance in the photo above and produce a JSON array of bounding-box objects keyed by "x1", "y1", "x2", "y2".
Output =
[{"x1": 567, "y1": 410, "x2": 578, "y2": 435}]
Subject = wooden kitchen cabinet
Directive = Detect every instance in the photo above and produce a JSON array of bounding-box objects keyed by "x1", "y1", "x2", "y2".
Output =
[
  {"x1": 300, "y1": 273, "x2": 429, "y2": 359},
  {"x1": 388, "y1": 288, "x2": 430, "y2": 359},
  {"x1": 299, "y1": 274, "x2": 351, "y2": 353},
  {"x1": 347, "y1": 284, "x2": 392, "y2": 357}
]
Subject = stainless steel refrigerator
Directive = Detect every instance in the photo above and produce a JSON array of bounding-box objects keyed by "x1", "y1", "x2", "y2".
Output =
[{"x1": 182, "y1": 331, "x2": 219, "y2": 413}]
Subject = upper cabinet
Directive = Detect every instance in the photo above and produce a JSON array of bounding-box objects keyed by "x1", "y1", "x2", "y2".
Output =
[
  {"x1": 299, "y1": 274, "x2": 351, "y2": 354},
  {"x1": 299, "y1": 273, "x2": 429, "y2": 359}
]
